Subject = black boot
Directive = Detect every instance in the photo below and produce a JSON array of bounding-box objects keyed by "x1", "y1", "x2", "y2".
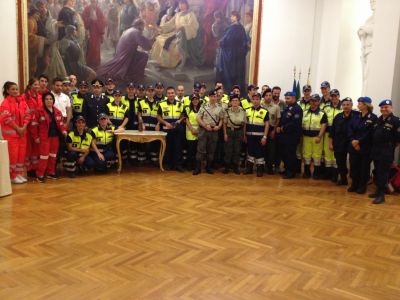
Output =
[
  {"x1": 296, "y1": 159, "x2": 302, "y2": 174},
  {"x1": 233, "y1": 164, "x2": 241, "y2": 175},
  {"x1": 323, "y1": 167, "x2": 332, "y2": 180},
  {"x1": 27, "y1": 170, "x2": 36, "y2": 178},
  {"x1": 356, "y1": 185, "x2": 367, "y2": 194},
  {"x1": 337, "y1": 174, "x2": 348, "y2": 186},
  {"x1": 303, "y1": 164, "x2": 311, "y2": 178},
  {"x1": 192, "y1": 161, "x2": 201, "y2": 175},
  {"x1": 313, "y1": 166, "x2": 322, "y2": 180},
  {"x1": 256, "y1": 165, "x2": 264, "y2": 177},
  {"x1": 244, "y1": 162, "x2": 254, "y2": 175},
  {"x1": 372, "y1": 194, "x2": 385, "y2": 204},
  {"x1": 331, "y1": 168, "x2": 338, "y2": 183},
  {"x1": 206, "y1": 161, "x2": 214, "y2": 174}
]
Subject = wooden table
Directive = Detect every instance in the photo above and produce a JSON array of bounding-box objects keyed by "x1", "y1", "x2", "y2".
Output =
[{"x1": 115, "y1": 130, "x2": 167, "y2": 172}]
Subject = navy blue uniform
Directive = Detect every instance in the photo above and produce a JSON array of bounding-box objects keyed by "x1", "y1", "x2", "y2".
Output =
[
  {"x1": 371, "y1": 114, "x2": 400, "y2": 196},
  {"x1": 330, "y1": 110, "x2": 359, "y2": 182},
  {"x1": 347, "y1": 111, "x2": 378, "y2": 192},
  {"x1": 278, "y1": 103, "x2": 303, "y2": 177},
  {"x1": 82, "y1": 94, "x2": 110, "y2": 128}
]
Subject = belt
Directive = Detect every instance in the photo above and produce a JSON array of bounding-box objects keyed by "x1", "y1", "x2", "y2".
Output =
[{"x1": 227, "y1": 126, "x2": 243, "y2": 131}]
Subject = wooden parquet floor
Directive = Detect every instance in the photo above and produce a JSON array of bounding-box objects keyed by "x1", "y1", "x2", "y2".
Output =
[{"x1": 1, "y1": 168, "x2": 400, "y2": 300}]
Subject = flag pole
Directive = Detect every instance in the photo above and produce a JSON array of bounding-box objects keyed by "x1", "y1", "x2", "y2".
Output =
[{"x1": 307, "y1": 67, "x2": 311, "y2": 85}]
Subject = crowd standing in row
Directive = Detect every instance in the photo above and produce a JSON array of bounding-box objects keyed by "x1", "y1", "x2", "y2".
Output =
[{"x1": 0, "y1": 76, "x2": 399, "y2": 204}]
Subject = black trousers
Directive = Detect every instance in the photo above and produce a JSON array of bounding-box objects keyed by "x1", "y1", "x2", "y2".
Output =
[
  {"x1": 186, "y1": 140, "x2": 198, "y2": 169},
  {"x1": 247, "y1": 135, "x2": 265, "y2": 164},
  {"x1": 165, "y1": 126, "x2": 183, "y2": 168},
  {"x1": 373, "y1": 159, "x2": 392, "y2": 194},
  {"x1": 279, "y1": 141, "x2": 297, "y2": 174},
  {"x1": 334, "y1": 150, "x2": 348, "y2": 178},
  {"x1": 265, "y1": 136, "x2": 278, "y2": 168},
  {"x1": 349, "y1": 152, "x2": 371, "y2": 189}
]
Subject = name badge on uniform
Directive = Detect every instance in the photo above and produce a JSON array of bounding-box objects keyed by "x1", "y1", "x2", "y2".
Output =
[{"x1": 40, "y1": 116, "x2": 45, "y2": 121}]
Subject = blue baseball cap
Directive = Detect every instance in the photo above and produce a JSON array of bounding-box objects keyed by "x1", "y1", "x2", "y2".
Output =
[
  {"x1": 358, "y1": 97, "x2": 372, "y2": 104},
  {"x1": 379, "y1": 99, "x2": 392, "y2": 106},
  {"x1": 284, "y1": 91, "x2": 296, "y2": 97},
  {"x1": 310, "y1": 94, "x2": 321, "y2": 101},
  {"x1": 320, "y1": 81, "x2": 330, "y2": 88},
  {"x1": 342, "y1": 97, "x2": 352, "y2": 103}
]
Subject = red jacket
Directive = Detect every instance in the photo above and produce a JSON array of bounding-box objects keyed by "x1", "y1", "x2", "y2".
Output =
[
  {"x1": 30, "y1": 106, "x2": 67, "y2": 140},
  {"x1": 0, "y1": 95, "x2": 32, "y2": 138},
  {"x1": 22, "y1": 90, "x2": 43, "y2": 112}
]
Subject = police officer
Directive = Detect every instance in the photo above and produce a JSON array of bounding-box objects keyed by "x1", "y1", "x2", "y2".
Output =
[
  {"x1": 369, "y1": 100, "x2": 400, "y2": 204},
  {"x1": 157, "y1": 86, "x2": 185, "y2": 172},
  {"x1": 330, "y1": 97, "x2": 358, "y2": 186},
  {"x1": 193, "y1": 90, "x2": 224, "y2": 175},
  {"x1": 302, "y1": 94, "x2": 328, "y2": 179},
  {"x1": 138, "y1": 85, "x2": 161, "y2": 164},
  {"x1": 322, "y1": 89, "x2": 343, "y2": 181},
  {"x1": 107, "y1": 90, "x2": 129, "y2": 129},
  {"x1": 87, "y1": 113, "x2": 116, "y2": 171},
  {"x1": 299, "y1": 85, "x2": 312, "y2": 111},
  {"x1": 71, "y1": 81, "x2": 89, "y2": 123},
  {"x1": 123, "y1": 82, "x2": 140, "y2": 162},
  {"x1": 348, "y1": 97, "x2": 378, "y2": 194},
  {"x1": 82, "y1": 79, "x2": 110, "y2": 128},
  {"x1": 223, "y1": 93, "x2": 246, "y2": 174},
  {"x1": 182, "y1": 94, "x2": 201, "y2": 170},
  {"x1": 277, "y1": 91, "x2": 303, "y2": 179},
  {"x1": 176, "y1": 84, "x2": 190, "y2": 106},
  {"x1": 244, "y1": 93, "x2": 269, "y2": 177},
  {"x1": 64, "y1": 116, "x2": 93, "y2": 177}
]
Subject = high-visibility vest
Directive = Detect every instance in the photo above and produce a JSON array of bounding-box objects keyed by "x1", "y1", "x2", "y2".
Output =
[
  {"x1": 68, "y1": 130, "x2": 93, "y2": 150},
  {"x1": 241, "y1": 97, "x2": 253, "y2": 110},
  {"x1": 107, "y1": 101, "x2": 129, "y2": 125},
  {"x1": 158, "y1": 100, "x2": 183, "y2": 123},
  {"x1": 245, "y1": 106, "x2": 269, "y2": 136},
  {"x1": 71, "y1": 93, "x2": 85, "y2": 114},
  {"x1": 185, "y1": 106, "x2": 199, "y2": 141},
  {"x1": 139, "y1": 98, "x2": 159, "y2": 129},
  {"x1": 298, "y1": 98, "x2": 310, "y2": 112},
  {"x1": 302, "y1": 109, "x2": 325, "y2": 137},
  {"x1": 323, "y1": 103, "x2": 342, "y2": 128},
  {"x1": 91, "y1": 125, "x2": 115, "y2": 151}
]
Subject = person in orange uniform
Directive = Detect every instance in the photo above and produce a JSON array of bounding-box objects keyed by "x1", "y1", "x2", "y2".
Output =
[
  {"x1": 31, "y1": 92, "x2": 68, "y2": 183},
  {"x1": 0, "y1": 81, "x2": 32, "y2": 184},
  {"x1": 22, "y1": 78, "x2": 43, "y2": 177}
]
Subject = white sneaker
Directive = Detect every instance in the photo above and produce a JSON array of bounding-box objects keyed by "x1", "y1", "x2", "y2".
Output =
[
  {"x1": 17, "y1": 175, "x2": 28, "y2": 183},
  {"x1": 11, "y1": 177, "x2": 24, "y2": 184}
]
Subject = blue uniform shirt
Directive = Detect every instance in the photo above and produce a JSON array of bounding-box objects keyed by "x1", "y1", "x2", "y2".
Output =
[{"x1": 279, "y1": 103, "x2": 303, "y2": 143}]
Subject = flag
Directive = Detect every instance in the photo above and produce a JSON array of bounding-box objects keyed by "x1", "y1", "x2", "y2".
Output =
[
  {"x1": 292, "y1": 79, "x2": 296, "y2": 94},
  {"x1": 296, "y1": 80, "x2": 301, "y2": 101}
]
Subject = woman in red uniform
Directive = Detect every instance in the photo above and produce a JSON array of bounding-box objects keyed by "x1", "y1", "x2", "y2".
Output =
[
  {"x1": 22, "y1": 78, "x2": 42, "y2": 177},
  {"x1": 0, "y1": 81, "x2": 32, "y2": 184},
  {"x1": 30, "y1": 92, "x2": 67, "y2": 183}
]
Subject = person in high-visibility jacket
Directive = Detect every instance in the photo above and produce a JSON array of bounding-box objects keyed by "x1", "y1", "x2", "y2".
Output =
[
  {"x1": 182, "y1": 94, "x2": 201, "y2": 170},
  {"x1": 71, "y1": 81, "x2": 90, "y2": 123},
  {"x1": 31, "y1": 92, "x2": 68, "y2": 183},
  {"x1": 0, "y1": 81, "x2": 32, "y2": 184},
  {"x1": 138, "y1": 85, "x2": 161, "y2": 163},
  {"x1": 123, "y1": 83, "x2": 141, "y2": 162},
  {"x1": 322, "y1": 89, "x2": 343, "y2": 182},
  {"x1": 64, "y1": 115, "x2": 93, "y2": 177},
  {"x1": 157, "y1": 86, "x2": 185, "y2": 171},
  {"x1": 302, "y1": 94, "x2": 328, "y2": 179},
  {"x1": 87, "y1": 113, "x2": 116, "y2": 171},
  {"x1": 22, "y1": 78, "x2": 42, "y2": 178},
  {"x1": 296, "y1": 85, "x2": 312, "y2": 174},
  {"x1": 240, "y1": 84, "x2": 257, "y2": 110},
  {"x1": 244, "y1": 93, "x2": 269, "y2": 177}
]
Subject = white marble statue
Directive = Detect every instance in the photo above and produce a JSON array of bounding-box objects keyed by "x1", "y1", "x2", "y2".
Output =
[{"x1": 358, "y1": 0, "x2": 376, "y2": 94}]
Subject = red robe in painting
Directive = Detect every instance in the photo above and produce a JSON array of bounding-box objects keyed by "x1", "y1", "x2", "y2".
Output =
[
  {"x1": 82, "y1": 4, "x2": 107, "y2": 69},
  {"x1": 202, "y1": 0, "x2": 229, "y2": 65}
]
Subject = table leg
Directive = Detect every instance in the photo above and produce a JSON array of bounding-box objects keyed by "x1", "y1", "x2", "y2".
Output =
[
  {"x1": 116, "y1": 136, "x2": 123, "y2": 173},
  {"x1": 159, "y1": 137, "x2": 166, "y2": 171}
]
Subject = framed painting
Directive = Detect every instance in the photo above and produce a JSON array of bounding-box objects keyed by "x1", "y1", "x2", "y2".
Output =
[{"x1": 17, "y1": 0, "x2": 262, "y2": 94}]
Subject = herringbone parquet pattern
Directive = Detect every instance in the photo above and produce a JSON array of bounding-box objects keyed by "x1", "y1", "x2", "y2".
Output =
[{"x1": 1, "y1": 168, "x2": 399, "y2": 300}]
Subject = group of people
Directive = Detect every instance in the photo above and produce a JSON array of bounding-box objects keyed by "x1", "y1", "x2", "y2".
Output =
[{"x1": 0, "y1": 74, "x2": 399, "y2": 205}]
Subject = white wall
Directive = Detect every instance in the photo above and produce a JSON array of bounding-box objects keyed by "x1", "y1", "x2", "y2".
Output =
[
  {"x1": 258, "y1": 0, "x2": 371, "y2": 100},
  {"x1": 257, "y1": 0, "x2": 317, "y2": 92},
  {"x1": 0, "y1": 0, "x2": 19, "y2": 100}
]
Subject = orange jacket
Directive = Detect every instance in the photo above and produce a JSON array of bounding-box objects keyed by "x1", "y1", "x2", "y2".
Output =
[
  {"x1": 30, "y1": 106, "x2": 67, "y2": 140},
  {"x1": 0, "y1": 95, "x2": 32, "y2": 138}
]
